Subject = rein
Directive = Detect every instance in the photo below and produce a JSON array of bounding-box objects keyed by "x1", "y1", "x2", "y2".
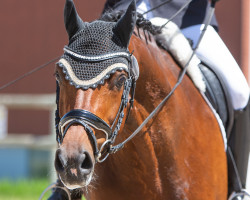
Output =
[
  {"x1": 0, "y1": 56, "x2": 60, "y2": 91},
  {"x1": 39, "y1": 183, "x2": 71, "y2": 200},
  {"x1": 109, "y1": 0, "x2": 219, "y2": 154}
]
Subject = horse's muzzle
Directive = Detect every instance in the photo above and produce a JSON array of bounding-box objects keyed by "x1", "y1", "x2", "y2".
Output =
[{"x1": 54, "y1": 148, "x2": 94, "y2": 189}]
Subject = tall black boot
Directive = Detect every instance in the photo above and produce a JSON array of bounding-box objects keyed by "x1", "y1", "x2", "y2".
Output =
[{"x1": 228, "y1": 98, "x2": 250, "y2": 195}]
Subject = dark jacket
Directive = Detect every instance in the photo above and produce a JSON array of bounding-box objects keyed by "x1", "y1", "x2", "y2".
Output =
[{"x1": 103, "y1": 0, "x2": 218, "y2": 30}]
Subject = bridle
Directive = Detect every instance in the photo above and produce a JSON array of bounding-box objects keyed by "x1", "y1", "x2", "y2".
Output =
[{"x1": 56, "y1": 47, "x2": 138, "y2": 163}]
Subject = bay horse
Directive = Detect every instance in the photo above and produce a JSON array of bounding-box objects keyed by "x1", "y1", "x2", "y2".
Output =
[{"x1": 51, "y1": 0, "x2": 227, "y2": 199}]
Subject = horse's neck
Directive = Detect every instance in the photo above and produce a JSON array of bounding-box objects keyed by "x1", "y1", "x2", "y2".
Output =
[
  {"x1": 129, "y1": 32, "x2": 180, "y2": 115},
  {"x1": 90, "y1": 105, "x2": 167, "y2": 199},
  {"x1": 87, "y1": 35, "x2": 180, "y2": 199},
  {"x1": 87, "y1": 32, "x2": 227, "y2": 200},
  {"x1": 90, "y1": 103, "x2": 177, "y2": 199}
]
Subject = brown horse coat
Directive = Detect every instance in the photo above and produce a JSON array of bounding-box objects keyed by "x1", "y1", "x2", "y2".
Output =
[
  {"x1": 53, "y1": 1, "x2": 227, "y2": 199},
  {"x1": 55, "y1": 28, "x2": 227, "y2": 199}
]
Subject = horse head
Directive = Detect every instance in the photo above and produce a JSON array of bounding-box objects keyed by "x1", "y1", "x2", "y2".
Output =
[{"x1": 54, "y1": 0, "x2": 137, "y2": 189}]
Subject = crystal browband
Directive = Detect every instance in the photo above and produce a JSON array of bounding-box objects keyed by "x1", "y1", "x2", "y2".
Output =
[
  {"x1": 63, "y1": 46, "x2": 131, "y2": 62},
  {"x1": 57, "y1": 58, "x2": 129, "y2": 89}
]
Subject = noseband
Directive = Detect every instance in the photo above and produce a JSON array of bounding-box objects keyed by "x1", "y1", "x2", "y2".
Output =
[
  {"x1": 57, "y1": 109, "x2": 111, "y2": 157},
  {"x1": 56, "y1": 47, "x2": 138, "y2": 163}
]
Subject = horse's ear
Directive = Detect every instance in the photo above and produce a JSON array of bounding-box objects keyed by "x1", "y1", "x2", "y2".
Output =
[
  {"x1": 114, "y1": 0, "x2": 136, "y2": 48},
  {"x1": 64, "y1": 0, "x2": 85, "y2": 40}
]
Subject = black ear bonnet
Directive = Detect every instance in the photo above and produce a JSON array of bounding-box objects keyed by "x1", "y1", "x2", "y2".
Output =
[{"x1": 57, "y1": 0, "x2": 139, "y2": 90}]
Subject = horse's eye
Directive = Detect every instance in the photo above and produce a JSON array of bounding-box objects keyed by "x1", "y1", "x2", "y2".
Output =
[{"x1": 115, "y1": 75, "x2": 126, "y2": 89}]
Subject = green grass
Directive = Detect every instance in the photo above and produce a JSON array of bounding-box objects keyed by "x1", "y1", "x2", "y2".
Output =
[
  {"x1": 0, "y1": 179, "x2": 86, "y2": 200},
  {"x1": 0, "y1": 179, "x2": 50, "y2": 200}
]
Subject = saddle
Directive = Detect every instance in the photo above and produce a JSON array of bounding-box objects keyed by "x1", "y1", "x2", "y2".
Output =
[
  {"x1": 199, "y1": 62, "x2": 234, "y2": 135},
  {"x1": 199, "y1": 60, "x2": 250, "y2": 197}
]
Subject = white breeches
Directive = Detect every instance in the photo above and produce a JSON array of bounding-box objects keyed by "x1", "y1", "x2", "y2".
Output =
[
  {"x1": 182, "y1": 25, "x2": 250, "y2": 110},
  {"x1": 137, "y1": 0, "x2": 250, "y2": 110}
]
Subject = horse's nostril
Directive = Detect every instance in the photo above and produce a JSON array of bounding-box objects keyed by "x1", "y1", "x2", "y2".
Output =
[
  {"x1": 55, "y1": 149, "x2": 65, "y2": 172},
  {"x1": 80, "y1": 152, "x2": 93, "y2": 172}
]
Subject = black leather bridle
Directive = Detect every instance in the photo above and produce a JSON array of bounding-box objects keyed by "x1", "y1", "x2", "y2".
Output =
[{"x1": 56, "y1": 48, "x2": 137, "y2": 163}]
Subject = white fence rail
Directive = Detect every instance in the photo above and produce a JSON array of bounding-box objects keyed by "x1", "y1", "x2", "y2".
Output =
[
  {"x1": 0, "y1": 94, "x2": 56, "y2": 110},
  {"x1": 0, "y1": 93, "x2": 56, "y2": 139},
  {"x1": 0, "y1": 93, "x2": 57, "y2": 181}
]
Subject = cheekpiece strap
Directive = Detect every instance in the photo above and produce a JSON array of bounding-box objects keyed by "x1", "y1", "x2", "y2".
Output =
[{"x1": 63, "y1": 46, "x2": 131, "y2": 62}]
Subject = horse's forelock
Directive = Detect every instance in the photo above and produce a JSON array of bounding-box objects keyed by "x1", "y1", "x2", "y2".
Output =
[{"x1": 100, "y1": 10, "x2": 125, "y2": 22}]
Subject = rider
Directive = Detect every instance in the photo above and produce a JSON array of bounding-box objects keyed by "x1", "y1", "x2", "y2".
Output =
[{"x1": 103, "y1": 0, "x2": 250, "y2": 111}]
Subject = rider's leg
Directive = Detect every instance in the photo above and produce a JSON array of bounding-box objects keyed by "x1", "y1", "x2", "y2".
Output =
[
  {"x1": 182, "y1": 25, "x2": 250, "y2": 196},
  {"x1": 181, "y1": 24, "x2": 250, "y2": 110}
]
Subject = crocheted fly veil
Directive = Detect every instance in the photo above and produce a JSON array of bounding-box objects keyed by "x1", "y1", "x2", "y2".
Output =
[{"x1": 57, "y1": 0, "x2": 137, "y2": 90}]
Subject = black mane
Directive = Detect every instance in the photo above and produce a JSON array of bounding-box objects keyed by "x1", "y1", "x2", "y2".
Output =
[{"x1": 100, "y1": 11, "x2": 162, "y2": 36}]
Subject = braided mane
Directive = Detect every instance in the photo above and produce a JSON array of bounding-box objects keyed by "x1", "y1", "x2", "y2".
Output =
[{"x1": 100, "y1": 11, "x2": 162, "y2": 36}]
